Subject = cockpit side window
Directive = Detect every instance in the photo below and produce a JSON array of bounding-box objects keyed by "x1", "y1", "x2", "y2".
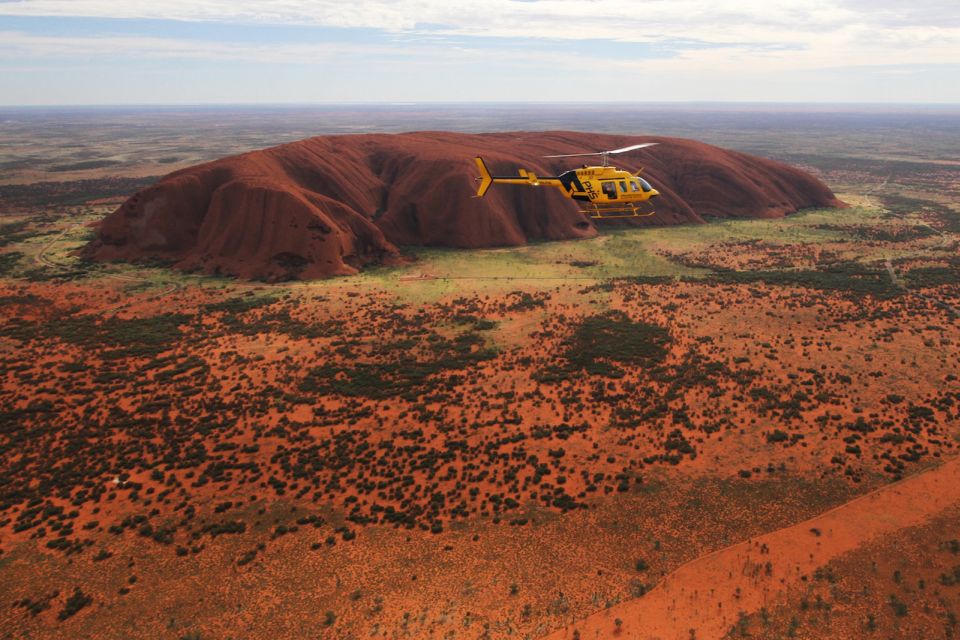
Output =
[{"x1": 630, "y1": 179, "x2": 641, "y2": 192}]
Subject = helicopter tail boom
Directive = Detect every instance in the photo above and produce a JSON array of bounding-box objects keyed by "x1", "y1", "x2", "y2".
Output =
[{"x1": 474, "y1": 156, "x2": 564, "y2": 197}]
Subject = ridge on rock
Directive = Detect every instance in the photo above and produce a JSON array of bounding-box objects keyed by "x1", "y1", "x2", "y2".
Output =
[{"x1": 82, "y1": 131, "x2": 843, "y2": 281}]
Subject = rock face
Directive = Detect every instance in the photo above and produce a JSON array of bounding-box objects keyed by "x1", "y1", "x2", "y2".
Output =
[{"x1": 83, "y1": 131, "x2": 842, "y2": 281}]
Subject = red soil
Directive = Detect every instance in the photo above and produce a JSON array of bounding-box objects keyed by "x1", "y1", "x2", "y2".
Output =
[
  {"x1": 82, "y1": 132, "x2": 842, "y2": 281},
  {"x1": 545, "y1": 457, "x2": 960, "y2": 640}
]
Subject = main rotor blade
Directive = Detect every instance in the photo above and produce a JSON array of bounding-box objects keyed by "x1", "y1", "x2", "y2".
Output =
[
  {"x1": 543, "y1": 152, "x2": 606, "y2": 158},
  {"x1": 543, "y1": 143, "x2": 658, "y2": 159},
  {"x1": 608, "y1": 143, "x2": 658, "y2": 154}
]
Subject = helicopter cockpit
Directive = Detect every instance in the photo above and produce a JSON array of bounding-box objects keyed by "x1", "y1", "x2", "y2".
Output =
[{"x1": 603, "y1": 177, "x2": 654, "y2": 200}]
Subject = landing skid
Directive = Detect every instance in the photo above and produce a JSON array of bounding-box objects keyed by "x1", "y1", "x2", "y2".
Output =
[{"x1": 581, "y1": 201, "x2": 656, "y2": 220}]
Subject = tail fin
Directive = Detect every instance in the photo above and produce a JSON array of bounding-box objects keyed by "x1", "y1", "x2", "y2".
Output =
[{"x1": 474, "y1": 156, "x2": 493, "y2": 198}]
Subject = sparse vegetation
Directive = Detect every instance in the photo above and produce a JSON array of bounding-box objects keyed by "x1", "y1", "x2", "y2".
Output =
[
  {"x1": 1, "y1": 114, "x2": 958, "y2": 640},
  {"x1": 57, "y1": 588, "x2": 92, "y2": 621}
]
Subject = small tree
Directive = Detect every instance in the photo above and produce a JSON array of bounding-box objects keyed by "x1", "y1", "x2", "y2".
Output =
[{"x1": 58, "y1": 588, "x2": 92, "y2": 621}]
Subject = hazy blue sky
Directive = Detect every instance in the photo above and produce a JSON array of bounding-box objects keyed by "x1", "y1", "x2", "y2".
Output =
[{"x1": 1, "y1": 0, "x2": 957, "y2": 105}]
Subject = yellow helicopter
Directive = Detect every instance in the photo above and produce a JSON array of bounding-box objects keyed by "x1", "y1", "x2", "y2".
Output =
[{"x1": 474, "y1": 143, "x2": 660, "y2": 219}]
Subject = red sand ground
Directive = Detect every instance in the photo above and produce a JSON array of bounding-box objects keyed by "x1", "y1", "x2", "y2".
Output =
[
  {"x1": 1, "y1": 260, "x2": 957, "y2": 638},
  {"x1": 82, "y1": 132, "x2": 841, "y2": 281},
  {"x1": 545, "y1": 456, "x2": 960, "y2": 640},
  {"x1": 2, "y1": 175, "x2": 956, "y2": 638}
]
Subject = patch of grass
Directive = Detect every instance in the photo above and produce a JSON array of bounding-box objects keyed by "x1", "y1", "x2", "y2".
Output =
[
  {"x1": 0, "y1": 251, "x2": 24, "y2": 276},
  {"x1": 0, "y1": 220, "x2": 34, "y2": 247},
  {"x1": 707, "y1": 261, "x2": 896, "y2": 298},
  {"x1": 903, "y1": 257, "x2": 960, "y2": 288},
  {"x1": 816, "y1": 223, "x2": 938, "y2": 242},
  {"x1": 50, "y1": 313, "x2": 191, "y2": 358},
  {"x1": 217, "y1": 306, "x2": 332, "y2": 340},
  {"x1": 353, "y1": 229, "x2": 699, "y2": 302},
  {"x1": 58, "y1": 588, "x2": 92, "y2": 621},
  {"x1": 536, "y1": 311, "x2": 670, "y2": 382},
  {"x1": 204, "y1": 294, "x2": 278, "y2": 314},
  {"x1": 642, "y1": 207, "x2": 869, "y2": 250},
  {"x1": 300, "y1": 331, "x2": 495, "y2": 400}
]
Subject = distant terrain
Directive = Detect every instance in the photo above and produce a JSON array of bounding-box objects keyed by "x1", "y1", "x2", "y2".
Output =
[{"x1": 0, "y1": 104, "x2": 958, "y2": 640}]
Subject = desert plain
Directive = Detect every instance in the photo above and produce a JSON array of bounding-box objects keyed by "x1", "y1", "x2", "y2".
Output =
[{"x1": 0, "y1": 104, "x2": 959, "y2": 639}]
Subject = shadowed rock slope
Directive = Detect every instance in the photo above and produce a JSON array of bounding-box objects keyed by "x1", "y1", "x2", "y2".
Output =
[{"x1": 83, "y1": 131, "x2": 842, "y2": 281}]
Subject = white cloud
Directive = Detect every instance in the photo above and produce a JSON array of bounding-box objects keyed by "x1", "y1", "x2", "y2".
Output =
[
  {"x1": 0, "y1": 0, "x2": 957, "y2": 75},
  {"x1": 0, "y1": 0, "x2": 949, "y2": 38},
  {"x1": 0, "y1": 30, "x2": 417, "y2": 64}
]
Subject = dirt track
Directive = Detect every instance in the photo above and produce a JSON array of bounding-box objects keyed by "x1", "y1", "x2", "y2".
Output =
[{"x1": 544, "y1": 457, "x2": 960, "y2": 640}]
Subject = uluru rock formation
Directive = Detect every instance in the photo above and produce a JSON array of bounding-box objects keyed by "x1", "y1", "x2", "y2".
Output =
[{"x1": 83, "y1": 131, "x2": 843, "y2": 281}]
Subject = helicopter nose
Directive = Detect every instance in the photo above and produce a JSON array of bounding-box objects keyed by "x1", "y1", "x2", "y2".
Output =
[{"x1": 650, "y1": 189, "x2": 660, "y2": 197}]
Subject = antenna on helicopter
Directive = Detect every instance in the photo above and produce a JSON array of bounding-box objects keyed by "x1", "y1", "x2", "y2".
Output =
[{"x1": 544, "y1": 143, "x2": 658, "y2": 167}]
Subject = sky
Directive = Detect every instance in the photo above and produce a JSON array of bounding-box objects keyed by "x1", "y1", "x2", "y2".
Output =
[{"x1": 0, "y1": 0, "x2": 958, "y2": 105}]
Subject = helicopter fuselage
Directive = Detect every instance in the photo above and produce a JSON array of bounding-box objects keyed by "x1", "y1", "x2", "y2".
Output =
[{"x1": 556, "y1": 166, "x2": 658, "y2": 205}]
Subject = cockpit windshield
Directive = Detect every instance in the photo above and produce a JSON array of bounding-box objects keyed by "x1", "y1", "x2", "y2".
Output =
[{"x1": 638, "y1": 178, "x2": 653, "y2": 193}]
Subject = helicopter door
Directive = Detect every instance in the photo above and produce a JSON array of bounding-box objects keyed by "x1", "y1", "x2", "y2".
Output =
[{"x1": 601, "y1": 181, "x2": 618, "y2": 200}]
